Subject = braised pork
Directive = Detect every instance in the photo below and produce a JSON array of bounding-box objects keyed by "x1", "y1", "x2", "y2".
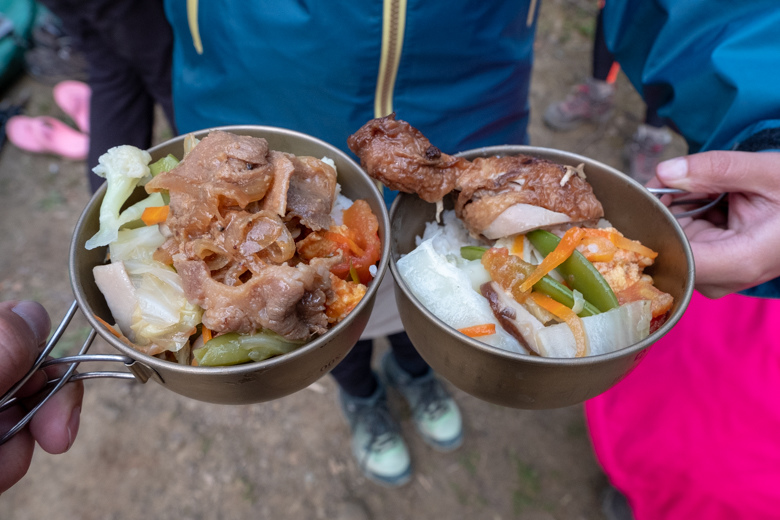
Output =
[{"x1": 145, "y1": 130, "x2": 341, "y2": 340}]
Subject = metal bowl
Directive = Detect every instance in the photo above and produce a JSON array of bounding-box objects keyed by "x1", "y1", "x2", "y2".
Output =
[
  {"x1": 389, "y1": 145, "x2": 694, "y2": 409},
  {"x1": 69, "y1": 125, "x2": 390, "y2": 405}
]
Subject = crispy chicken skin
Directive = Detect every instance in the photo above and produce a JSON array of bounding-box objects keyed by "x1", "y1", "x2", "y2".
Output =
[
  {"x1": 349, "y1": 115, "x2": 603, "y2": 238},
  {"x1": 456, "y1": 155, "x2": 604, "y2": 238},
  {"x1": 347, "y1": 113, "x2": 470, "y2": 203}
]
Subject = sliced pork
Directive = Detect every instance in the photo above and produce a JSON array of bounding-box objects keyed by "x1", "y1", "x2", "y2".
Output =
[
  {"x1": 174, "y1": 255, "x2": 334, "y2": 340},
  {"x1": 145, "y1": 130, "x2": 342, "y2": 341}
]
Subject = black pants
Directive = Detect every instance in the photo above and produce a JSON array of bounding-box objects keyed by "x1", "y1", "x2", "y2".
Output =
[
  {"x1": 330, "y1": 331, "x2": 430, "y2": 398},
  {"x1": 36, "y1": 0, "x2": 177, "y2": 193},
  {"x1": 591, "y1": 7, "x2": 665, "y2": 129}
]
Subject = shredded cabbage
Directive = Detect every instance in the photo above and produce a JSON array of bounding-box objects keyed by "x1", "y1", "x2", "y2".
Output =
[
  {"x1": 124, "y1": 259, "x2": 202, "y2": 353},
  {"x1": 109, "y1": 224, "x2": 166, "y2": 263}
]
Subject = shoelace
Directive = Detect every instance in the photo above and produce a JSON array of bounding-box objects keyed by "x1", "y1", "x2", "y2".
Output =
[
  {"x1": 354, "y1": 401, "x2": 400, "y2": 467},
  {"x1": 407, "y1": 377, "x2": 450, "y2": 422}
]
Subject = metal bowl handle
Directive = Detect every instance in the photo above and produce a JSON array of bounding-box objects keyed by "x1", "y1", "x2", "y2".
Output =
[{"x1": 0, "y1": 300, "x2": 156, "y2": 446}]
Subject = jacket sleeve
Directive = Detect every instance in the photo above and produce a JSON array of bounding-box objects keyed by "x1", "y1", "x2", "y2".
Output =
[
  {"x1": 602, "y1": 0, "x2": 780, "y2": 154},
  {"x1": 604, "y1": 0, "x2": 780, "y2": 298}
]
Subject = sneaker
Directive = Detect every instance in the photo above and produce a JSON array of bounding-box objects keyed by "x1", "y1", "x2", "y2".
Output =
[
  {"x1": 543, "y1": 78, "x2": 616, "y2": 131},
  {"x1": 601, "y1": 485, "x2": 635, "y2": 520},
  {"x1": 339, "y1": 381, "x2": 412, "y2": 487},
  {"x1": 381, "y1": 352, "x2": 463, "y2": 452},
  {"x1": 624, "y1": 124, "x2": 673, "y2": 184}
]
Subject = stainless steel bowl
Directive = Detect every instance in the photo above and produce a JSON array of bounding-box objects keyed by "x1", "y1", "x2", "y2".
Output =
[
  {"x1": 69, "y1": 125, "x2": 390, "y2": 405},
  {"x1": 389, "y1": 145, "x2": 694, "y2": 409}
]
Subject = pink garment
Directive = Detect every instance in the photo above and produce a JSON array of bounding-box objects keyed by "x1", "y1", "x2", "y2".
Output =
[{"x1": 586, "y1": 291, "x2": 780, "y2": 520}]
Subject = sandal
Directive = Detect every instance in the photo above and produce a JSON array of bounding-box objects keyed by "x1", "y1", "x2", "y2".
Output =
[
  {"x1": 6, "y1": 115, "x2": 88, "y2": 160},
  {"x1": 53, "y1": 80, "x2": 90, "y2": 134}
]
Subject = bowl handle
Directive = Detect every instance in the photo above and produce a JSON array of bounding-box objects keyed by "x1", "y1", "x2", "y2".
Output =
[{"x1": 0, "y1": 300, "x2": 158, "y2": 446}]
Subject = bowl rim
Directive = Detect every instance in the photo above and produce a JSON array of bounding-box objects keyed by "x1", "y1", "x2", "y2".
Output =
[
  {"x1": 69, "y1": 124, "x2": 391, "y2": 376},
  {"x1": 389, "y1": 144, "x2": 695, "y2": 366}
]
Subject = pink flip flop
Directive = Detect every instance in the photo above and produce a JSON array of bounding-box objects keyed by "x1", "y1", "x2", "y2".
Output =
[
  {"x1": 53, "y1": 80, "x2": 91, "y2": 134},
  {"x1": 6, "y1": 115, "x2": 89, "y2": 160}
]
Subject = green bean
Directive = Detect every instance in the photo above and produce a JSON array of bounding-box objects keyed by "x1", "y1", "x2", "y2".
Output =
[
  {"x1": 460, "y1": 246, "x2": 489, "y2": 261},
  {"x1": 526, "y1": 229, "x2": 619, "y2": 312},
  {"x1": 462, "y1": 245, "x2": 599, "y2": 316},
  {"x1": 194, "y1": 331, "x2": 305, "y2": 366},
  {"x1": 149, "y1": 154, "x2": 180, "y2": 176},
  {"x1": 534, "y1": 275, "x2": 601, "y2": 317}
]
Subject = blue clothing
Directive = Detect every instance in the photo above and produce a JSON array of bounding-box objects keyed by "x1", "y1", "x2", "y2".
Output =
[
  {"x1": 163, "y1": 1, "x2": 537, "y2": 160},
  {"x1": 603, "y1": 0, "x2": 780, "y2": 297}
]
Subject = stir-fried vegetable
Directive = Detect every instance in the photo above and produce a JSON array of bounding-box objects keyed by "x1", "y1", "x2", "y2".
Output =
[
  {"x1": 477, "y1": 247, "x2": 601, "y2": 317},
  {"x1": 527, "y1": 292, "x2": 588, "y2": 357},
  {"x1": 140, "y1": 205, "x2": 169, "y2": 226},
  {"x1": 194, "y1": 331, "x2": 305, "y2": 366},
  {"x1": 85, "y1": 145, "x2": 153, "y2": 250},
  {"x1": 149, "y1": 154, "x2": 179, "y2": 176},
  {"x1": 526, "y1": 229, "x2": 619, "y2": 312},
  {"x1": 457, "y1": 323, "x2": 497, "y2": 338}
]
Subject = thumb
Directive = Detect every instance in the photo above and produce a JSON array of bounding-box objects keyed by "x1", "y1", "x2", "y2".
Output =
[
  {"x1": 0, "y1": 301, "x2": 51, "y2": 396},
  {"x1": 656, "y1": 150, "x2": 780, "y2": 195}
]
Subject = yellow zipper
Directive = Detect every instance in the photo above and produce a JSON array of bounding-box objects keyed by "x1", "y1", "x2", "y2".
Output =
[
  {"x1": 374, "y1": 0, "x2": 407, "y2": 118},
  {"x1": 187, "y1": 0, "x2": 204, "y2": 55}
]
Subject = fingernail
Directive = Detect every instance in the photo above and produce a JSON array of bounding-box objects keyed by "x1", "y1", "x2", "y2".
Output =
[
  {"x1": 657, "y1": 157, "x2": 688, "y2": 182},
  {"x1": 11, "y1": 300, "x2": 51, "y2": 347},
  {"x1": 66, "y1": 406, "x2": 81, "y2": 451}
]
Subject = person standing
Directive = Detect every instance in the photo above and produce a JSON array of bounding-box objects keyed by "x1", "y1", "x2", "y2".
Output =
[{"x1": 161, "y1": 0, "x2": 542, "y2": 486}]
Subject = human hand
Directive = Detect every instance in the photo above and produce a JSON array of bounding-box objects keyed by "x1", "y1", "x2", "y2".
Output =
[
  {"x1": 0, "y1": 301, "x2": 84, "y2": 494},
  {"x1": 655, "y1": 151, "x2": 780, "y2": 298}
]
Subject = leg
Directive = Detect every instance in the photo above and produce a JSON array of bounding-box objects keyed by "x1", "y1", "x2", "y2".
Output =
[
  {"x1": 591, "y1": 8, "x2": 615, "y2": 82},
  {"x1": 36, "y1": 0, "x2": 174, "y2": 193},
  {"x1": 330, "y1": 339, "x2": 378, "y2": 398},
  {"x1": 386, "y1": 331, "x2": 429, "y2": 378},
  {"x1": 331, "y1": 339, "x2": 411, "y2": 487},
  {"x1": 381, "y1": 332, "x2": 463, "y2": 452},
  {"x1": 543, "y1": 8, "x2": 615, "y2": 131}
]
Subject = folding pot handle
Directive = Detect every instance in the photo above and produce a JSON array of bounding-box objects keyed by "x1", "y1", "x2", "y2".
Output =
[{"x1": 0, "y1": 300, "x2": 157, "y2": 446}]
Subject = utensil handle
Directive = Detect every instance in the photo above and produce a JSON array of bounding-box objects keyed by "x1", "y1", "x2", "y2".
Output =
[
  {"x1": 646, "y1": 187, "x2": 726, "y2": 218},
  {"x1": 0, "y1": 300, "x2": 150, "y2": 446}
]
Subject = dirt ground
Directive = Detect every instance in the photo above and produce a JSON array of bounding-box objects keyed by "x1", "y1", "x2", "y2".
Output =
[{"x1": 1, "y1": 2, "x2": 686, "y2": 519}]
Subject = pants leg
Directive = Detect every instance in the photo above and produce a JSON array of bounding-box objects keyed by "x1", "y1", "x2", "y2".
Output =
[
  {"x1": 36, "y1": 0, "x2": 175, "y2": 193},
  {"x1": 591, "y1": 9, "x2": 615, "y2": 82},
  {"x1": 387, "y1": 332, "x2": 430, "y2": 378},
  {"x1": 330, "y1": 339, "x2": 378, "y2": 398}
]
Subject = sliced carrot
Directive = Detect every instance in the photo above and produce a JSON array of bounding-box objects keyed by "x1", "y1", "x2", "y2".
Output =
[
  {"x1": 457, "y1": 323, "x2": 497, "y2": 338},
  {"x1": 94, "y1": 315, "x2": 122, "y2": 338},
  {"x1": 579, "y1": 235, "x2": 617, "y2": 263},
  {"x1": 528, "y1": 292, "x2": 589, "y2": 357},
  {"x1": 520, "y1": 227, "x2": 586, "y2": 293},
  {"x1": 141, "y1": 205, "x2": 170, "y2": 226},
  {"x1": 201, "y1": 326, "x2": 212, "y2": 343}
]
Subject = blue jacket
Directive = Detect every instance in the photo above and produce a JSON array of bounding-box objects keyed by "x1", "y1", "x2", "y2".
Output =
[
  {"x1": 163, "y1": 1, "x2": 537, "y2": 158},
  {"x1": 603, "y1": 0, "x2": 780, "y2": 298}
]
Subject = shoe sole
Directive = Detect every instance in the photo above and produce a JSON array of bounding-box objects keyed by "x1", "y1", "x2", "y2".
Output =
[{"x1": 362, "y1": 465, "x2": 413, "y2": 488}]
